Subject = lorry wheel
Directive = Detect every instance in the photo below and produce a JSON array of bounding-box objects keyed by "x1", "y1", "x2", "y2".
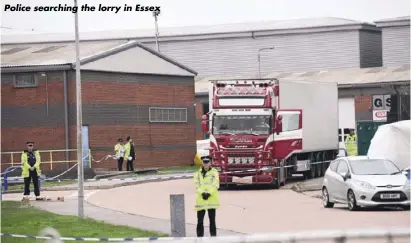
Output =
[
  {"x1": 316, "y1": 162, "x2": 322, "y2": 177},
  {"x1": 310, "y1": 164, "x2": 316, "y2": 178},
  {"x1": 269, "y1": 179, "x2": 280, "y2": 189}
]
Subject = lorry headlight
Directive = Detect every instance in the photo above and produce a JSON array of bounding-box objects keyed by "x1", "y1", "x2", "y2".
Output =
[
  {"x1": 228, "y1": 157, "x2": 234, "y2": 164},
  {"x1": 352, "y1": 180, "x2": 375, "y2": 190},
  {"x1": 260, "y1": 166, "x2": 274, "y2": 172},
  {"x1": 214, "y1": 167, "x2": 221, "y2": 172}
]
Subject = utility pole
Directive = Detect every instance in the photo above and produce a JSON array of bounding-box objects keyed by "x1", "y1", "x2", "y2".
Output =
[
  {"x1": 74, "y1": 0, "x2": 84, "y2": 218},
  {"x1": 258, "y1": 46, "x2": 275, "y2": 78},
  {"x1": 153, "y1": 9, "x2": 161, "y2": 52}
]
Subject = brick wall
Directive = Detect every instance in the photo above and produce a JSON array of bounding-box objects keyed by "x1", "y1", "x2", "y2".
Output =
[
  {"x1": 1, "y1": 70, "x2": 196, "y2": 171},
  {"x1": 354, "y1": 95, "x2": 372, "y2": 121}
]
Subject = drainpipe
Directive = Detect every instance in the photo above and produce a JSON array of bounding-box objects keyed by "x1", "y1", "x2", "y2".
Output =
[
  {"x1": 63, "y1": 71, "x2": 70, "y2": 169},
  {"x1": 40, "y1": 73, "x2": 49, "y2": 116}
]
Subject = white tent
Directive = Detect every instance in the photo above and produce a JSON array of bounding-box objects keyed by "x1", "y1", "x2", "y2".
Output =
[{"x1": 367, "y1": 120, "x2": 411, "y2": 170}]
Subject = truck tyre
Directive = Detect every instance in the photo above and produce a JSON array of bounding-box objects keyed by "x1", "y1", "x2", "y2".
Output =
[
  {"x1": 269, "y1": 179, "x2": 280, "y2": 189},
  {"x1": 316, "y1": 153, "x2": 322, "y2": 177},
  {"x1": 307, "y1": 153, "x2": 316, "y2": 179}
]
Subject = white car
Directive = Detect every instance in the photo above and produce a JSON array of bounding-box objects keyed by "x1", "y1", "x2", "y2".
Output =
[{"x1": 322, "y1": 156, "x2": 410, "y2": 211}]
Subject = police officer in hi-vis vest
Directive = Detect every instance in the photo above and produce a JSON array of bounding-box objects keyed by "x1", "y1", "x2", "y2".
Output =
[
  {"x1": 21, "y1": 141, "x2": 42, "y2": 200},
  {"x1": 345, "y1": 129, "x2": 358, "y2": 156},
  {"x1": 114, "y1": 138, "x2": 125, "y2": 171},
  {"x1": 193, "y1": 157, "x2": 220, "y2": 237}
]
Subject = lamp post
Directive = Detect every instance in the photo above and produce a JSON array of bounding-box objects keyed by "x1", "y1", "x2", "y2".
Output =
[
  {"x1": 153, "y1": 9, "x2": 161, "y2": 52},
  {"x1": 74, "y1": 0, "x2": 84, "y2": 218},
  {"x1": 258, "y1": 46, "x2": 275, "y2": 78}
]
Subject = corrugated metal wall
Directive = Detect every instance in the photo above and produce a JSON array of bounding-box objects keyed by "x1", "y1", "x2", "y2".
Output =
[
  {"x1": 141, "y1": 29, "x2": 385, "y2": 76},
  {"x1": 359, "y1": 30, "x2": 383, "y2": 68},
  {"x1": 142, "y1": 30, "x2": 362, "y2": 76},
  {"x1": 380, "y1": 26, "x2": 410, "y2": 66}
]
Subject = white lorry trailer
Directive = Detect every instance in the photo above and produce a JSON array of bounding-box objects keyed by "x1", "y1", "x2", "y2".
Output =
[{"x1": 202, "y1": 78, "x2": 339, "y2": 188}]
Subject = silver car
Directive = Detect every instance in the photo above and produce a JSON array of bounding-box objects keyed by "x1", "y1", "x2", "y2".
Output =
[{"x1": 322, "y1": 156, "x2": 410, "y2": 211}]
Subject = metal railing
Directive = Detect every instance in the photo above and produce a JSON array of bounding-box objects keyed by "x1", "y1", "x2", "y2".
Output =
[
  {"x1": 1, "y1": 149, "x2": 92, "y2": 170},
  {"x1": 3, "y1": 227, "x2": 409, "y2": 242}
]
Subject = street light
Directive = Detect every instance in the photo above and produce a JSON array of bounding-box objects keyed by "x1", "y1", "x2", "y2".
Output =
[
  {"x1": 74, "y1": 0, "x2": 84, "y2": 218},
  {"x1": 258, "y1": 46, "x2": 275, "y2": 78},
  {"x1": 153, "y1": 9, "x2": 161, "y2": 52}
]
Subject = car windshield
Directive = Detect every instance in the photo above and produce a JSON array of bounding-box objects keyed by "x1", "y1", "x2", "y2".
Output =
[
  {"x1": 212, "y1": 115, "x2": 272, "y2": 135},
  {"x1": 349, "y1": 159, "x2": 401, "y2": 175}
]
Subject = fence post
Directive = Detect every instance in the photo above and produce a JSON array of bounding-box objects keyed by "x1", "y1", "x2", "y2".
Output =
[
  {"x1": 4, "y1": 173, "x2": 8, "y2": 192},
  {"x1": 170, "y1": 194, "x2": 186, "y2": 237}
]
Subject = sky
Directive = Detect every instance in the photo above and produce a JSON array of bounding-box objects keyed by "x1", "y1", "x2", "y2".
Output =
[{"x1": 1, "y1": 0, "x2": 410, "y2": 34}]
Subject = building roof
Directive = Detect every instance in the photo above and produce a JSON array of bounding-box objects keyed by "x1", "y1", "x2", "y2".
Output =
[
  {"x1": 195, "y1": 65, "x2": 410, "y2": 94},
  {"x1": 375, "y1": 16, "x2": 410, "y2": 27},
  {"x1": 1, "y1": 41, "x2": 197, "y2": 76},
  {"x1": 1, "y1": 17, "x2": 377, "y2": 44}
]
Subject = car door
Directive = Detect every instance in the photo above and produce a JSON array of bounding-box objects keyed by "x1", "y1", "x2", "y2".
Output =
[
  {"x1": 325, "y1": 160, "x2": 340, "y2": 199},
  {"x1": 334, "y1": 160, "x2": 350, "y2": 201}
]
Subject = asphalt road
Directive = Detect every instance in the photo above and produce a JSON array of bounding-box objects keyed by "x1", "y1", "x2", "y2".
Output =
[{"x1": 87, "y1": 179, "x2": 410, "y2": 235}]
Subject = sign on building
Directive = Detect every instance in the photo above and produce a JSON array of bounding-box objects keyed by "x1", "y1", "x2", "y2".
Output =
[{"x1": 372, "y1": 95, "x2": 391, "y2": 121}]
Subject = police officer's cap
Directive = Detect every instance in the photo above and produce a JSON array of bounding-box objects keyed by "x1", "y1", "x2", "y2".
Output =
[
  {"x1": 118, "y1": 138, "x2": 123, "y2": 142},
  {"x1": 127, "y1": 136, "x2": 131, "y2": 141},
  {"x1": 26, "y1": 142, "x2": 34, "y2": 146},
  {"x1": 202, "y1": 157, "x2": 211, "y2": 163}
]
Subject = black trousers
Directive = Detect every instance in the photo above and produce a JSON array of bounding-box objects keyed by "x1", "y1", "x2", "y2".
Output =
[
  {"x1": 117, "y1": 157, "x2": 124, "y2": 171},
  {"x1": 126, "y1": 159, "x2": 134, "y2": 171},
  {"x1": 196, "y1": 209, "x2": 216, "y2": 237},
  {"x1": 24, "y1": 170, "x2": 40, "y2": 196}
]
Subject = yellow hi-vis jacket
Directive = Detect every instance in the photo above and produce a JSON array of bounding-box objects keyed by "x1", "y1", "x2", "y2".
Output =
[
  {"x1": 21, "y1": 150, "x2": 41, "y2": 178},
  {"x1": 345, "y1": 133, "x2": 358, "y2": 156},
  {"x1": 194, "y1": 167, "x2": 220, "y2": 211},
  {"x1": 124, "y1": 141, "x2": 131, "y2": 159},
  {"x1": 114, "y1": 143, "x2": 125, "y2": 159}
]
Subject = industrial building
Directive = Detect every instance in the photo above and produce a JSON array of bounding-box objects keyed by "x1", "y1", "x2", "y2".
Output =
[
  {"x1": 375, "y1": 16, "x2": 411, "y2": 67},
  {"x1": 1, "y1": 41, "x2": 197, "y2": 171},
  {"x1": 2, "y1": 17, "x2": 386, "y2": 76}
]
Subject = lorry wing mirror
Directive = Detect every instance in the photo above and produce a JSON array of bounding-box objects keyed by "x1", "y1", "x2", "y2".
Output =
[
  {"x1": 201, "y1": 115, "x2": 209, "y2": 134},
  {"x1": 275, "y1": 115, "x2": 283, "y2": 134}
]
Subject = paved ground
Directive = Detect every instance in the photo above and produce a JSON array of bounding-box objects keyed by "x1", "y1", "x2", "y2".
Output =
[
  {"x1": 87, "y1": 179, "x2": 410, "y2": 235},
  {"x1": 3, "y1": 175, "x2": 410, "y2": 240}
]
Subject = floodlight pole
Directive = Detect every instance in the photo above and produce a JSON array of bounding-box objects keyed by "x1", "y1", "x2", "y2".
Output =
[{"x1": 74, "y1": 0, "x2": 84, "y2": 218}]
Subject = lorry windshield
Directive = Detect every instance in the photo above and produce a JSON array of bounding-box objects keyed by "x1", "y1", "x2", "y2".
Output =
[{"x1": 212, "y1": 115, "x2": 272, "y2": 135}]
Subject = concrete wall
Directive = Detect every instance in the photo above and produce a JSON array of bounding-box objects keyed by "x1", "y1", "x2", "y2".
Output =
[{"x1": 1, "y1": 70, "x2": 196, "y2": 171}]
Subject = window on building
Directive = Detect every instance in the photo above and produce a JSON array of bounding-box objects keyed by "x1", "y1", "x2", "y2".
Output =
[
  {"x1": 149, "y1": 107, "x2": 188, "y2": 123},
  {"x1": 14, "y1": 74, "x2": 37, "y2": 88}
]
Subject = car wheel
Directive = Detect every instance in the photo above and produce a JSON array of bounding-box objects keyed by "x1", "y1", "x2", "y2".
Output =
[
  {"x1": 402, "y1": 205, "x2": 410, "y2": 211},
  {"x1": 347, "y1": 190, "x2": 359, "y2": 211},
  {"x1": 322, "y1": 187, "x2": 334, "y2": 208}
]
